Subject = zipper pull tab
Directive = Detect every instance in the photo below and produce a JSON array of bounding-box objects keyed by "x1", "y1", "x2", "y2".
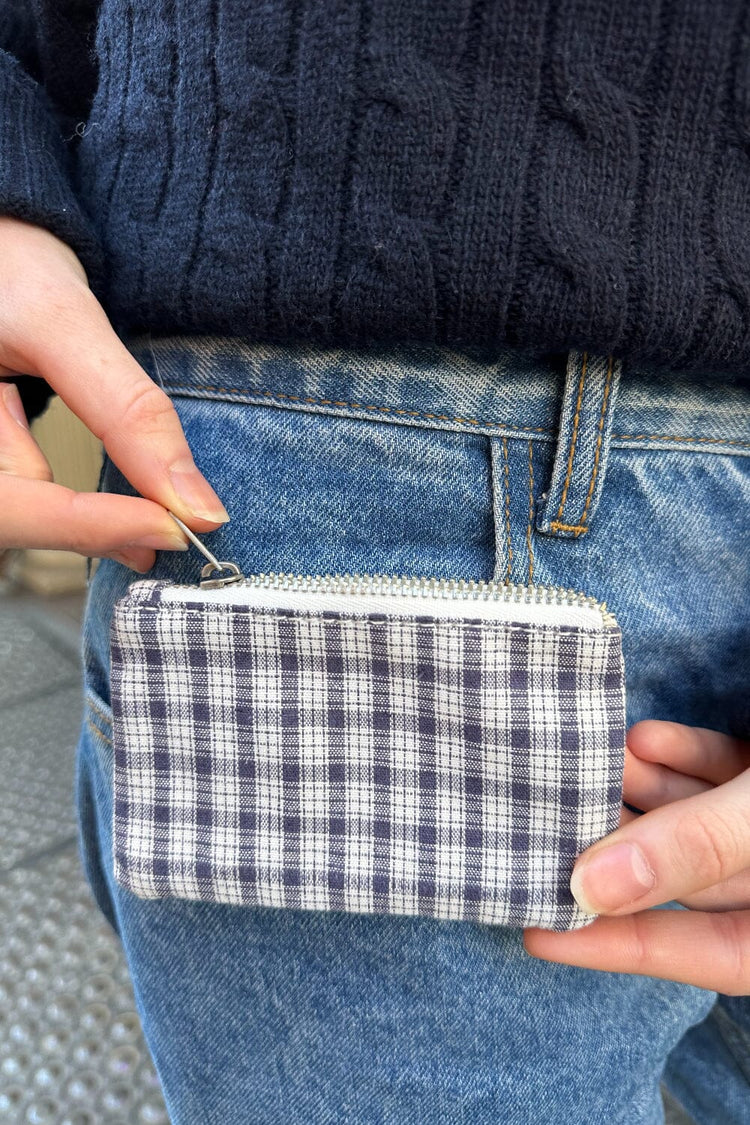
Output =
[
  {"x1": 168, "y1": 512, "x2": 245, "y2": 588},
  {"x1": 199, "y1": 561, "x2": 245, "y2": 589}
]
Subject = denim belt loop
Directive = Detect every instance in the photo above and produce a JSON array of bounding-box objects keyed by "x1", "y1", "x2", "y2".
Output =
[{"x1": 535, "y1": 350, "x2": 622, "y2": 539}]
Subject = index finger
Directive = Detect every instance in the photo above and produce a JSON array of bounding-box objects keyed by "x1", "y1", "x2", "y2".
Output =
[{"x1": 27, "y1": 290, "x2": 229, "y2": 529}]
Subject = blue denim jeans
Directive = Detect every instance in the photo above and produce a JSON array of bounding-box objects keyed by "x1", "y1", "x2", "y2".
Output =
[{"x1": 76, "y1": 336, "x2": 750, "y2": 1124}]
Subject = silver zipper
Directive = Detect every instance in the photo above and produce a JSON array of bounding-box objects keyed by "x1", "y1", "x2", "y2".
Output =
[
  {"x1": 165, "y1": 513, "x2": 617, "y2": 628},
  {"x1": 165, "y1": 565, "x2": 617, "y2": 629}
]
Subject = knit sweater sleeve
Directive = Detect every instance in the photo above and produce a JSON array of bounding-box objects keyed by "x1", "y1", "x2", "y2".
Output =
[{"x1": 0, "y1": 0, "x2": 104, "y2": 290}]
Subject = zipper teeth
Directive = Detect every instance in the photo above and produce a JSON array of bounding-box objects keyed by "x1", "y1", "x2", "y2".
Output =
[{"x1": 167, "y1": 571, "x2": 618, "y2": 628}]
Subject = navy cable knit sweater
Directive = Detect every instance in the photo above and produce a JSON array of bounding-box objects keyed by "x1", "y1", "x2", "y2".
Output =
[{"x1": 2, "y1": 0, "x2": 750, "y2": 378}]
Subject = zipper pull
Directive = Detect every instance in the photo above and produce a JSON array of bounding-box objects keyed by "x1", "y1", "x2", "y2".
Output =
[{"x1": 168, "y1": 512, "x2": 245, "y2": 588}]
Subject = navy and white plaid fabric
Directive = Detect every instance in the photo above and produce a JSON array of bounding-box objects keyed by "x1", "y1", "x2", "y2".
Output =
[{"x1": 110, "y1": 580, "x2": 626, "y2": 931}]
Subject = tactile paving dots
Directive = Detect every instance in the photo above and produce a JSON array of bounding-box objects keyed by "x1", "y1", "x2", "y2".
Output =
[
  {"x1": 0, "y1": 604, "x2": 80, "y2": 709},
  {"x1": 0, "y1": 686, "x2": 83, "y2": 871},
  {"x1": 0, "y1": 848, "x2": 169, "y2": 1123}
]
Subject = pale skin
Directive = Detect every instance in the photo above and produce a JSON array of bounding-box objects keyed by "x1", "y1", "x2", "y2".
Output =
[
  {"x1": 3, "y1": 218, "x2": 747, "y2": 995},
  {"x1": 0, "y1": 215, "x2": 228, "y2": 570},
  {"x1": 525, "y1": 720, "x2": 750, "y2": 996}
]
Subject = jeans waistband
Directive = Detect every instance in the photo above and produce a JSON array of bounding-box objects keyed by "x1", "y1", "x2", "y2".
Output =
[
  {"x1": 126, "y1": 333, "x2": 750, "y2": 541},
  {"x1": 127, "y1": 333, "x2": 750, "y2": 458}
]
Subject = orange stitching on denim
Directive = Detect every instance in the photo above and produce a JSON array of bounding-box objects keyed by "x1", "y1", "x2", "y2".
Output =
[
  {"x1": 161, "y1": 382, "x2": 750, "y2": 450},
  {"x1": 87, "y1": 696, "x2": 113, "y2": 728},
  {"x1": 611, "y1": 432, "x2": 750, "y2": 448},
  {"x1": 87, "y1": 718, "x2": 112, "y2": 746},
  {"x1": 526, "y1": 441, "x2": 535, "y2": 583},
  {"x1": 578, "y1": 356, "x2": 614, "y2": 528},
  {"x1": 548, "y1": 521, "x2": 589, "y2": 536},
  {"x1": 502, "y1": 437, "x2": 513, "y2": 581},
  {"x1": 165, "y1": 384, "x2": 553, "y2": 435},
  {"x1": 555, "y1": 353, "x2": 588, "y2": 522}
]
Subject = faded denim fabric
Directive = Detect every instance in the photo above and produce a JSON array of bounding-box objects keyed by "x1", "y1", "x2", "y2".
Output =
[{"x1": 75, "y1": 336, "x2": 750, "y2": 1124}]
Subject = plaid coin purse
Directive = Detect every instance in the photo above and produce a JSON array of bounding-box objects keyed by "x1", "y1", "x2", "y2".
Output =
[{"x1": 109, "y1": 567, "x2": 626, "y2": 931}]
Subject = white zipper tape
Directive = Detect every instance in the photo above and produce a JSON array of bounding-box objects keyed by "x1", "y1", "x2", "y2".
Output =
[{"x1": 156, "y1": 571, "x2": 615, "y2": 630}]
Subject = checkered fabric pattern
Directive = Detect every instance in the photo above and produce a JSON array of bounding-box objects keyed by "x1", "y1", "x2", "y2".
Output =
[{"x1": 110, "y1": 580, "x2": 626, "y2": 931}]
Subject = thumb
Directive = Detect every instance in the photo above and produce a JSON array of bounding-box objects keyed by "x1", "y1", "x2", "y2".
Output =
[
  {"x1": 22, "y1": 287, "x2": 228, "y2": 529},
  {"x1": 569, "y1": 768, "x2": 750, "y2": 916}
]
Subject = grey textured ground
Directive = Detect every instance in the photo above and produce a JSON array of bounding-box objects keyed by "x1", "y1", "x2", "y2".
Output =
[{"x1": 0, "y1": 587, "x2": 169, "y2": 1124}]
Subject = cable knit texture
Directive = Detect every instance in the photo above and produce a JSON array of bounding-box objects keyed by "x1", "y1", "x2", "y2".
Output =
[{"x1": 2, "y1": 0, "x2": 750, "y2": 377}]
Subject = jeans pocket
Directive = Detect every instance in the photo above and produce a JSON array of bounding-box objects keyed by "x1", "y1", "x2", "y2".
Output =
[
  {"x1": 84, "y1": 685, "x2": 114, "y2": 756},
  {"x1": 100, "y1": 390, "x2": 497, "y2": 588},
  {"x1": 75, "y1": 684, "x2": 118, "y2": 931}
]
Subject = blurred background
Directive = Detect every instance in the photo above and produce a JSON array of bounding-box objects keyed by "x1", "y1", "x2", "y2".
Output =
[{"x1": 0, "y1": 397, "x2": 170, "y2": 1124}]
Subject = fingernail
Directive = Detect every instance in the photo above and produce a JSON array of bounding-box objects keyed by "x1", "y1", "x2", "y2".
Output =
[
  {"x1": 125, "y1": 532, "x2": 190, "y2": 551},
  {"x1": 169, "y1": 458, "x2": 229, "y2": 523},
  {"x1": 109, "y1": 551, "x2": 152, "y2": 573},
  {"x1": 2, "y1": 383, "x2": 29, "y2": 430},
  {"x1": 570, "y1": 843, "x2": 656, "y2": 914}
]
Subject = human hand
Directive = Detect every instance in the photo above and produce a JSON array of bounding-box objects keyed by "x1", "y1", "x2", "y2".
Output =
[
  {"x1": 0, "y1": 216, "x2": 228, "y2": 571},
  {"x1": 524, "y1": 720, "x2": 750, "y2": 994}
]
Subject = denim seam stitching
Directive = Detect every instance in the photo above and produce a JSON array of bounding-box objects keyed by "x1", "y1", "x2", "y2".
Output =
[
  {"x1": 161, "y1": 382, "x2": 750, "y2": 449},
  {"x1": 549, "y1": 355, "x2": 616, "y2": 535},
  {"x1": 526, "y1": 440, "x2": 535, "y2": 583},
  {"x1": 87, "y1": 717, "x2": 112, "y2": 746},
  {"x1": 612, "y1": 432, "x2": 750, "y2": 447},
  {"x1": 578, "y1": 355, "x2": 615, "y2": 527},
  {"x1": 502, "y1": 436, "x2": 513, "y2": 581},
  {"x1": 163, "y1": 384, "x2": 553, "y2": 434},
  {"x1": 86, "y1": 695, "x2": 113, "y2": 729},
  {"x1": 555, "y1": 352, "x2": 588, "y2": 523},
  {"x1": 547, "y1": 521, "x2": 589, "y2": 537}
]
